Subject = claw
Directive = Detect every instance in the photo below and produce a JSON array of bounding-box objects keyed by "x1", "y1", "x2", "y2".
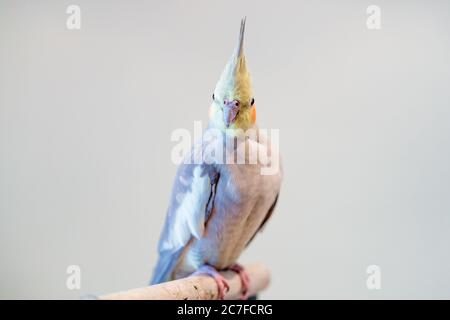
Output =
[{"x1": 228, "y1": 263, "x2": 250, "y2": 300}]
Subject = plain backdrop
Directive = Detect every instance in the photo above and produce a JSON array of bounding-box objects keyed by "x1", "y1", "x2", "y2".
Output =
[{"x1": 1, "y1": 0, "x2": 450, "y2": 299}]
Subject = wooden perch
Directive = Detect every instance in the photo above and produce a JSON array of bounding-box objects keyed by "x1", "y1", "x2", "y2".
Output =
[{"x1": 99, "y1": 263, "x2": 270, "y2": 300}]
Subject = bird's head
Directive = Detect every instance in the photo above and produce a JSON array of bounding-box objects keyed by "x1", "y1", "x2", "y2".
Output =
[{"x1": 209, "y1": 18, "x2": 256, "y2": 133}]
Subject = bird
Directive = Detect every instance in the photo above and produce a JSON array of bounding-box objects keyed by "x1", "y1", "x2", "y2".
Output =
[{"x1": 151, "y1": 18, "x2": 282, "y2": 299}]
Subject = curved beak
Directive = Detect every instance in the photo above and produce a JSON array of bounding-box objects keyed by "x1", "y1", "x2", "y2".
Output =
[{"x1": 223, "y1": 100, "x2": 240, "y2": 127}]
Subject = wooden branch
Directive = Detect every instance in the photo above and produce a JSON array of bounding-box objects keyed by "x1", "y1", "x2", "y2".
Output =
[{"x1": 99, "y1": 263, "x2": 270, "y2": 300}]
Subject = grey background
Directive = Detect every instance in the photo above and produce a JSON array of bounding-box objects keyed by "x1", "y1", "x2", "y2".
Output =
[{"x1": 1, "y1": 0, "x2": 450, "y2": 299}]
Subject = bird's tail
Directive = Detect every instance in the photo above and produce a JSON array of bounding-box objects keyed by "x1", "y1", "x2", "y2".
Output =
[{"x1": 150, "y1": 250, "x2": 182, "y2": 285}]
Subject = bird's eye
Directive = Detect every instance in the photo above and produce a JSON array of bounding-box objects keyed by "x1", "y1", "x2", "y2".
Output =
[
  {"x1": 251, "y1": 98, "x2": 255, "y2": 106},
  {"x1": 212, "y1": 93, "x2": 215, "y2": 100},
  {"x1": 235, "y1": 101, "x2": 240, "y2": 107}
]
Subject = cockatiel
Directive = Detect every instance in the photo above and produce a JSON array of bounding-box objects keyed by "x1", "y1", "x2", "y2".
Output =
[{"x1": 151, "y1": 18, "x2": 282, "y2": 299}]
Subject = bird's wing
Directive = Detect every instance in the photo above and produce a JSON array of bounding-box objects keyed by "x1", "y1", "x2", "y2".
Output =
[
  {"x1": 245, "y1": 193, "x2": 279, "y2": 247},
  {"x1": 151, "y1": 161, "x2": 217, "y2": 284},
  {"x1": 244, "y1": 130, "x2": 282, "y2": 247}
]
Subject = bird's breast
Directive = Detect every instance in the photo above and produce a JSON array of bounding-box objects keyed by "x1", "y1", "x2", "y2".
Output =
[{"x1": 173, "y1": 135, "x2": 282, "y2": 278}]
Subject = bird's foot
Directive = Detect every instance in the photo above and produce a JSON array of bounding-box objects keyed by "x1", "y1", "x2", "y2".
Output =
[
  {"x1": 228, "y1": 263, "x2": 250, "y2": 300},
  {"x1": 192, "y1": 265, "x2": 230, "y2": 300}
]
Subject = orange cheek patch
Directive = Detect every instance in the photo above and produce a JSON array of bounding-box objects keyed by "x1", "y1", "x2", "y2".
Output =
[{"x1": 250, "y1": 106, "x2": 257, "y2": 124}]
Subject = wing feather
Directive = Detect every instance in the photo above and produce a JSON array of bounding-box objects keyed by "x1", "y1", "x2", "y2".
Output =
[
  {"x1": 151, "y1": 163, "x2": 215, "y2": 284},
  {"x1": 245, "y1": 193, "x2": 279, "y2": 247}
]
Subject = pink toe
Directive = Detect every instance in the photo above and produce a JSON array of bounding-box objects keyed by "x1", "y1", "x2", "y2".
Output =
[{"x1": 228, "y1": 263, "x2": 250, "y2": 299}]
